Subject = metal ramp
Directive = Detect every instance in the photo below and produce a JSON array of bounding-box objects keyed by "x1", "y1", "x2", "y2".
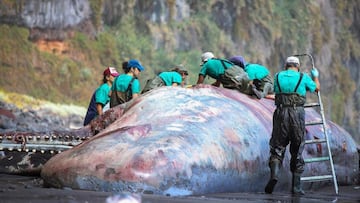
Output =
[{"x1": 294, "y1": 53, "x2": 338, "y2": 194}]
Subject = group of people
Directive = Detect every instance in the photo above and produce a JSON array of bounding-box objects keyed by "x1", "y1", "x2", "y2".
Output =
[
  {"x1": 196, "y1": 52, "x2": 274, "y2": 99},
  {"x1": 83, "y1": 59, "x2": 188, "y2": 126},
  {"x1": 83, "y1": 52, "x2": 321, "y2": 196}
]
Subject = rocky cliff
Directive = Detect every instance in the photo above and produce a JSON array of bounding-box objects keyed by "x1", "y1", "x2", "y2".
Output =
[{"x1": 0, "y1": 0, "x2": 359, "y2": 143}]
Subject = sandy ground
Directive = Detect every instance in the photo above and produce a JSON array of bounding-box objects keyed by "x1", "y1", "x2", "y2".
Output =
[{"x1": 0, "y1": 174, "x2": 359, "y2": 203}]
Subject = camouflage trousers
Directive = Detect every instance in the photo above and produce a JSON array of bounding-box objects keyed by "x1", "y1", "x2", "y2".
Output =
[
  {"x1": 141, "y1": 76, "x2": 165, "y2": 94},
  {"x1": 220, "y1": 66, "x2": 252, "y2": 95}
]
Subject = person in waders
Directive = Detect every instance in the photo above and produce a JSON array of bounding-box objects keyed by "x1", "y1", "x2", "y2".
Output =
[
  {"x1": 265, "y1": 56, "x2": 320, "y2": 195},
  {"x1": 83, "y1": 67, "x2": 119, "y2": 126},
  {"x1": 110, "y1": 59, "x2": 145, "y2": 108}
]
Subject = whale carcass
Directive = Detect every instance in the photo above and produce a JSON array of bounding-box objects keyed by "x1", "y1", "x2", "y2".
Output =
[{"x1": 39, "y1": 85, "x2": 359, "y2": 196}]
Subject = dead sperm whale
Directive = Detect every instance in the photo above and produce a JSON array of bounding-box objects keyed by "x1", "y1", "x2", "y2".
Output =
[{"x1": 40, "y1": 85, "x2": 359, "y2": 196}]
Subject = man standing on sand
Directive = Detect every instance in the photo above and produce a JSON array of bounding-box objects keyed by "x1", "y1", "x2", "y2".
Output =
[{"x1": 265, "y1": 56, "x2": 320, "y2": 195}]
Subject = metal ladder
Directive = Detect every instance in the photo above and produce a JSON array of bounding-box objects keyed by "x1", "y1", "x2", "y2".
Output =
[
  {"x1": 293, "y1": 53, "x2": 338, "y2": 194},
  {"x1": 302, "y1": 91, "x2": 339, "y2": 194}
]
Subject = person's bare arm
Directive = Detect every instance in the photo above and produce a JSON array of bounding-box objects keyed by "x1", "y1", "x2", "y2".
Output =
[
  {"x1": 132, "y1": 93, "x2": 139, "y2": 99},
  {"x1": 196, "y1": 75, "x2": 205, "y2": 84},
  {"x1": 211, "y1": 80, "x2": 221, "y2": 87},
  {"x1": 313, "y1": 77, "x2": 320, "y2": 92},
  {"x1": 96, "y1": 103, "x2": 103, "y2": 115},
  {"x1": 172, "y1": 83, "x2": 178, "y2": 87},
  {"x1": 265, "y1": 94, "x2": 275, "y2": 100}
]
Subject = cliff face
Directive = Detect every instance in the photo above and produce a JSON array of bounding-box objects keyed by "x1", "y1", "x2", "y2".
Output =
[
  {"x1": 0, "y1": 0, "x2": 94, "y2": 40},
  {"x1": 0, "y1": 0, "x2": 359, "y2": 142}
]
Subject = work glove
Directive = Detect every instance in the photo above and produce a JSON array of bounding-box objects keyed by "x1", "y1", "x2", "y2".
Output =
[{"x1": 311, "y1": 68, "x2": 319, "y2": 78}]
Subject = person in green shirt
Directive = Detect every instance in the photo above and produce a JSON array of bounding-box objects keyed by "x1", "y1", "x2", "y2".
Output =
[
  {"x1": 83, "y1": 67, "x2": 119, "y2": 126},
  {"x1": 196, "y1": 54, "x2": 253, "y2": 95},
  {"x1": 264, "y1": 56, "x2": 320, "y2": 195},
  {"x1": 228, "y1": 55, "x2": 274, "y2": 99},
  {"x1": 142, "y1": 65, "x2": 189, "y2": 93},
  {"x1": 110, "y1": 59, "x2": 145, "y2": 108}
]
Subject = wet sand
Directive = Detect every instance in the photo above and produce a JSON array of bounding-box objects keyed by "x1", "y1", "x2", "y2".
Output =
[{"x1": 0, "y1": 174, "x2": 359, "y2": 203}]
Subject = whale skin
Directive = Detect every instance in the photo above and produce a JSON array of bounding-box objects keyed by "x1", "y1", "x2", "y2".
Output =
[{"x1": 40, "y1": 85, "x2": 359, "y2": 196}]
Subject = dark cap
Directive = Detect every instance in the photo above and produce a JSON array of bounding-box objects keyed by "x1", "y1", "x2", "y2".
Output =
[
  {"x1": 103, "y1": 67, "x2": 119, "y2": 77},
  {"x1": 228, "y1": 56, "x2": 246, "y2": 68},
  {"x1": 127, "y1": 59, "x2": 145, "y2": 71}
]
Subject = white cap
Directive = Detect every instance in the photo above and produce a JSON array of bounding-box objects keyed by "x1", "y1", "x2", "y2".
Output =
[
  {"x1": 200, "y1": 52, "x2": 215, "y2": 65},
  {"x1": 285, "y1": 56, "x2": 300, "y2": 65}
]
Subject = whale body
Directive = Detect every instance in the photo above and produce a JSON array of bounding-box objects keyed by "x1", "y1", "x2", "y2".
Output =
[{"x1": 40, "y1": 85, "x2": 359, "y2": 196}]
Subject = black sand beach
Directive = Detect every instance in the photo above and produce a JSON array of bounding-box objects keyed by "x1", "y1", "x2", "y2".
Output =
[{"x1": 0, "y1": 173, "x2": 359, "y2": 203}]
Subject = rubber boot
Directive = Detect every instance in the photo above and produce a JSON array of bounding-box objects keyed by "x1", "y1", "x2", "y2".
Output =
[
  {"x1": 262, "y1": 83, "x2": 272, "y2": 98},
  {"x1": 292, "y1": 173, "x2": 305, "y2": 195},
  {"x1": 265, "y1": 160, "x2": 280, "y2": 194},
  {"x1": 251, "y1": 84, "x2": 262, "y2": 99}
]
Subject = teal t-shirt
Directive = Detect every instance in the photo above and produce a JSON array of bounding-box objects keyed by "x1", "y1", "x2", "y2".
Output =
[
  {"x1": 274, "y1": 70, "x2": 316, "y2": 96},
  {"x1": 159, "y1": 71, "x2": 182, "y2": 86},
  {"x1": 199, "y1": 59, "x2": 234, "y2": 79},
  {"x1": 112, "y1": 74, "x2": 141, "y2": 94},
  {"x1": 95, "y1": 83, "x2": 111, "y2": 105},
  {"x1": 244, "y1": 64, "x2": 269, "y2": 80}
]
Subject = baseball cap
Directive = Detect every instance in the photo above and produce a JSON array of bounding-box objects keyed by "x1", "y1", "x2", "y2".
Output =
[
  {"x1": 103, "y1": 67, "x2": 119, "y2": 77},
  {"x1": 200, "y1": 52, "x2": 215, "y2": 65},
  {"x1": 285, "y1": 56, "x2": 300, "y2": 65},
  {"x1": 127, "y1": 59, "x2": 145, "y2": 71}
]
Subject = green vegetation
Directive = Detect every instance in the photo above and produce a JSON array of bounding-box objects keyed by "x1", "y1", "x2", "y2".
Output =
[{"x1": 0, "y1": 90, "x2": 86, "y2": 117}]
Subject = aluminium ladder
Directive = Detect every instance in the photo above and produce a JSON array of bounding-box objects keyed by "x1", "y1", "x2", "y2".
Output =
[{"x1": 302, "y1": 91, "x2": 339, "y2": 194}]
